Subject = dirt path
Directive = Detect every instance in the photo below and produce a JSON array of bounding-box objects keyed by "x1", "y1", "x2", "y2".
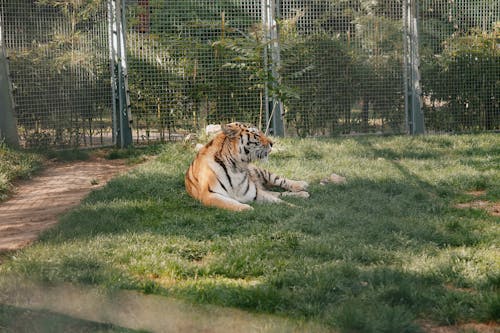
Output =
[{"x1": 0, "y1": 158, "x2": 133, "y2": 252}]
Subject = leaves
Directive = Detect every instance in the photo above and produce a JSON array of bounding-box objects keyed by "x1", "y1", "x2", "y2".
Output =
[{"x1": 36, "y1": 0, "x2": 103, "y2": 20}]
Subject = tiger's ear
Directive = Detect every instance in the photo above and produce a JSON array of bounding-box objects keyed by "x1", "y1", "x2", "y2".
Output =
[{"x1": 222, "y1": 122, "x2": 242, "y2": 138}]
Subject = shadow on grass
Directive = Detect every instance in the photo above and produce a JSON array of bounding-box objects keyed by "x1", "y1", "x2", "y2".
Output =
[
  {"x1": 39, "y1": 167, "x2": 489, "y2": 250},
  {"x1": 349, "y1": 134, "x2": 500, "y2": 165},
  {"x1": 0, "y1": 303, "x2": 141, "y2": 333}
]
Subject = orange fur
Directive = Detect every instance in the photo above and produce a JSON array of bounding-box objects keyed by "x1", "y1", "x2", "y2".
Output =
[{"x1": 185, "y1": 122, "x2": 308, "y2": 211}]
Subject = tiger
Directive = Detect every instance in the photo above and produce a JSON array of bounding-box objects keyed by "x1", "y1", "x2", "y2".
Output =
[{"x1": 185, "y1": 122, "x2": 309, "y2": 211}]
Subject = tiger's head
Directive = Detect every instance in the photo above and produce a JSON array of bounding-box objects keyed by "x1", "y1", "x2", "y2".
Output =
[{"x1": 222, "y1": 122, "x2": 273, "y2": 162}]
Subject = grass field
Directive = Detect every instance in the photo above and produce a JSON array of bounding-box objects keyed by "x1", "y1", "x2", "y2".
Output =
[{"x1": 1, "y1": 134, "x2": 499, "y2": 332}]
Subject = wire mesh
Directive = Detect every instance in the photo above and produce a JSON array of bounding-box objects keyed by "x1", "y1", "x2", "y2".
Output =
[
  {"x1": 1, "y1": 0, "x2": 498, "y2": 149},
  {"x1": 419, "y1": 0, "x2": 500, "y2": 132},
  {"x1": 279, "y1": 0, "x2": 406, "y2": 136},
  {"x1": 124, "y1": 0, "x2": 409, "y2": 138},
  {"x1": 1, "y1": 0, "x2": 113, "y2": 148},
  {"x1": 125, "y1": 0, "x2": 265, "y2": 143}
]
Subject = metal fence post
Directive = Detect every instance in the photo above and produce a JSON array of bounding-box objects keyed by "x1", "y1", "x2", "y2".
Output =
[
  {"x1": 404, "y1": 0, "x2": 425, "y2": 135},
  {"x1": 262, "y1": 0, "x2": 284, "y2": 136},
  {"x1": 108, "y1": 0, "x2": 132, "y2": 148},
  {"x1": 0, "y1": 13, "x2": 18, "y2": 148}
]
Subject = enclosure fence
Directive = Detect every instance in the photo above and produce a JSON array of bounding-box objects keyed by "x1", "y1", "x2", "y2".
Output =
[
  {"x1": 1, "y1": 0, "x2": 114, "y2": 148},
  {"x1": 1, "y1": 0, "x2": 498, "y2": 148}
]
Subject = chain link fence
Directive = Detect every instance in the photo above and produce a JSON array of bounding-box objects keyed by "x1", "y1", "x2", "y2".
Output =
[
  {"x1": 123, "y1": 0, "x2": 409, "y2": 138},
  {"x1": 125, "y1": 0, "x2": 264, "y2": 142},
  {"x1": 1, "y1": 0, "x2": 498, "y2": 148},
  {"x1": 1, "y1": 0, "x2": 113, "y2": 148},
  {"x1": 419, "y1": 0, "x2": 499, "y2": 132},
  {"x1": 280, "y1": 1, "x2": 407, "y2": 136}
]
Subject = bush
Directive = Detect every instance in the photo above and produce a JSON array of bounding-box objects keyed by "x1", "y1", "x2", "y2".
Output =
[{"x1": 422, "y1": 27, "x2": 500, "y2": 131}]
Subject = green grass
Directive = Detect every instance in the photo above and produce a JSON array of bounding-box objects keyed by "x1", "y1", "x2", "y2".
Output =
[
  {"x1": 1, "y1": 134, "x2": 499, "y2": 332},
  {"x1": 0, "y1": 143, "x2": 44, "y2": 201}
]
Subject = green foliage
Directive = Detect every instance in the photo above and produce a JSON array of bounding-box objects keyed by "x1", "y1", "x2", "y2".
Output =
[
  {"x1": 281, "y1": 32, "x2": 358, "y2": 136},
  {"x1": 123, "y1": 0, "x2": 500, "y2": 135},
  {"x1": 36, "y1": 0, "x2": 103, "y2": 19},
  {"x1": 212, "y1": 26, "x2": 269, "y2": 95},
  {"x1": 6, "y1": 0, "x2": 110, "y2": 148},
  {"x1": 124, "y1": 0, "x2": 412, "y2": 136},
  {"x1": 277, "y1": 1, "x2": 409, "y2": 136},
  {"x1": 353, "y1": 15, "x2": 405, "y2": 133},
  {"x1": 126, "y1": 1, "x2": 265, "y2": 134},
  {"x1": 422, "y1": 27, "x2": 500, "y2": 131},
  {"x1": 1, "y1": 134, "x2": 499, "y2": 332}
]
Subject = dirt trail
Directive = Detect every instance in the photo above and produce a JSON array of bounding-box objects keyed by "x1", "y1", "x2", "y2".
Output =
[{"x1": 0, "y1": 158, "x2": 132, "y2": 252}]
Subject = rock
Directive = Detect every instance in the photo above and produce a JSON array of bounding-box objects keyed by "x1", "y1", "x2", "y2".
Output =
[
  {"x1": 184, "y1": 133, "x2": 198, "y2": 143},
  {"x1": 320, "y1": 173, "x2": 347, "y2": 185}
]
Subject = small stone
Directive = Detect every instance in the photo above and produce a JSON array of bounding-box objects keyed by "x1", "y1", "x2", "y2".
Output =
[
  {"x1": 320, "y1": 173, "x2": 347, "y2": 185},
  {"x1": 329, "y1": 173, "x2": 347, "y2": 184},
  {"x1": 184, "y1": 133, "x2": 197, "y2": 143}
]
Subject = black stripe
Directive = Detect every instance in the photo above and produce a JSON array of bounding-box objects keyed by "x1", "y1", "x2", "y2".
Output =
[
  {"x1": 229, "y1": 156, "x2": 237, "y2": 170},
  {"x1": 186, "y1": 174, "x2": 197, "y2": 187},
  {"x1": 189, "y1": 165, "x2": 199, "y2": 182},
  {"x1": 227, "y1": 150, "x2": 235, "y2": 163},
  {"x1": 256, "y1": 168, "x2": 264, "y2": 180},
  {"x1": 217, "y1": 177, "x2": 228, "y2": 192},
  {"x1": 238, "y1": 174, "x2": 247, "y2": 186},
  {"x1": 215, "y1": 155, "x2": 233, "y2": 188},
  {"x1": 243, "y1": 179, "x2": 250, "y2": 195},
  {"x1": 262, "y1": 169, "x2": 270, "y2": 182},
  {"x1": 256, "y1": 169, "x2": 265, "y2": 183}
]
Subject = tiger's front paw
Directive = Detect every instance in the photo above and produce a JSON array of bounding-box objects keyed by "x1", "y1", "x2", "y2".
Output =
[
  {"x1": 295, "y1": 191, "x2": 310, "y2": 198},
  {"x1": 281, "y1": 191, "x2": 310, "y2": 198},
  {"x1": 237, "y1": 203, "x2": 254, "y2": 211},
  {"x1": 290, "y1": 180, "x2": 309, "y2": 192}
]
